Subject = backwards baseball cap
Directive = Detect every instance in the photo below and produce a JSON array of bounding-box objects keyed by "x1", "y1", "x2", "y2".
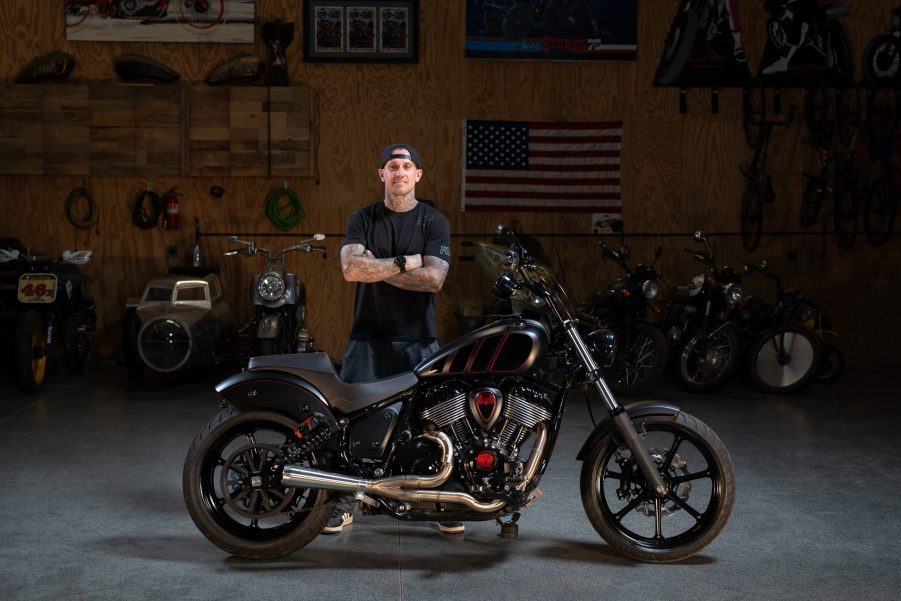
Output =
[{"x1": 380, "y1": 144, "x2": 421, "y2": 168}]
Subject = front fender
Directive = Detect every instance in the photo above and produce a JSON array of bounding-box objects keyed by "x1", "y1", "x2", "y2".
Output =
[
  {"x1": 215, "y1": 369, "x2": 337, "y2": 429},
  {"x1": 575, "y1": 401, "x2": 681, "y2": 461}
]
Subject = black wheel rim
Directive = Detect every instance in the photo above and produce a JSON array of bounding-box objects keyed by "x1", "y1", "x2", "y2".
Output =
[
  {"x1": 199, "y1": 419, "x2": 319, "y2": 540},
  {"x1": 681, "y1": 328, "x2": 735, "y2": 385},
  {"x1": 593, "y1": 422, "x2": 726, "y2": 550}
]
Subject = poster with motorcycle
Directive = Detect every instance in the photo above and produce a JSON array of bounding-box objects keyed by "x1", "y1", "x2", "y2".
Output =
[
  {"x1": 654, "y1": 0, "x2": 753, "y2": 87},
  {"x1": 465, "y1": 0, "x2": 638, "y2": 61},
  {"x1": 64, "y1": 0, "x2": 255, "y2": 43}
]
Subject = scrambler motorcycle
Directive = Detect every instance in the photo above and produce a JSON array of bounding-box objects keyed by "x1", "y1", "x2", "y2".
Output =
[{"x1": 183, "y1": 226, "x2": 735, "y2": 562}]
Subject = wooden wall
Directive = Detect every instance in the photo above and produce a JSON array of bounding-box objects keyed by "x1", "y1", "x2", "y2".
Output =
[{"x1": 1, "y1": 0, "x2": 899, "y2": 368}]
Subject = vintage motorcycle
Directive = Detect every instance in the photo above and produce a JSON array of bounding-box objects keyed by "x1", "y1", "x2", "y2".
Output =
[
  {"x1": 578, "y1": 234, "x2": 668, "y2": 397},
  {"x1": 183, "y1": 226, "x2": 735, "y2": 563},
  {"x1": 0, "y1": 240, "x2": 96, "y2": 393},
  {"x1": 225, "y1": 235, "x2": 326, "y2": 356},
  {"x1": 663, "y1": 232, "x2": 743, "y2": 393}
]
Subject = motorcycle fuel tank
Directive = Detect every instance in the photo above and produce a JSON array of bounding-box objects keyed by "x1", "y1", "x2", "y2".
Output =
[{"x1": 416, "y1": 318, "x2": 548, "y2": 378}]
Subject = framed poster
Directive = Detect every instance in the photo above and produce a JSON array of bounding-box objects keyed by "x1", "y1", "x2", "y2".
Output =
[
  {"x1": 465, "y1": 0, "x2": 637, "y2": 61},
  {"x1": 303, "y1": 1, "x2": 418, "y2": 62},
  {"x1": 64, "y1": 0, "x2": 254, "y2": 43}
]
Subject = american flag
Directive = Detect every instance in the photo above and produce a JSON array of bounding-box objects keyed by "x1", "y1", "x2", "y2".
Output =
[{"x1": 461, "y1": 120, "x2": 622, "y2": 212}]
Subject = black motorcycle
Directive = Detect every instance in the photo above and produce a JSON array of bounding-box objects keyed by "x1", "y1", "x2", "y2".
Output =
[
  {"x1": 664, "y1": 232, "x2": 743, "y2": 393},
  {"x1": 0, "y1": 239, "x2": 96, "y2": 393},
  {"x1": 183, "y1": 225, "x2": 736, "y2": 563},
  {"x1": 225, "y1": 235, "x2": 326, "y2": 356},
  {"x1": 579, "y1": 236, "x2": 668, "y2": 397}
]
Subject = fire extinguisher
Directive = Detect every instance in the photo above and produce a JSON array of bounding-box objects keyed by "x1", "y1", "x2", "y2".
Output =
[{"x1": 163, "y1": 187, "x2": 180, "y2": 230}]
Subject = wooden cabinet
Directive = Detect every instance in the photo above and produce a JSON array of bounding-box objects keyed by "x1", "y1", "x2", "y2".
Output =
[{"x1": 0, "y1": 82, "x2": 317, "y2": 177}]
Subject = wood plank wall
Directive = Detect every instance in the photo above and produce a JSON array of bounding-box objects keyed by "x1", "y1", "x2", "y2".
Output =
[{"x1": 1, "y1": 0, "x2": 899, "y2": 368}]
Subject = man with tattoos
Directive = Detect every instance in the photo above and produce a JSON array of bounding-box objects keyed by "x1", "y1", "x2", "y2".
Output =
[{"x1": 323, "y1": 144, "x2": 462, "y2": 535}]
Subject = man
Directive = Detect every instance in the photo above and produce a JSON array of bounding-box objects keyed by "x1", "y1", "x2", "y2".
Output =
[{"x1": 323, "y1": 144, "x2": 462, "y2": 535}]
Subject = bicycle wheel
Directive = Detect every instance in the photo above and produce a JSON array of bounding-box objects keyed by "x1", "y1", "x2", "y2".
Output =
[
  {"x1": 835, "y1": 88, "x2": 861, "y2": 148},
  {"x1": 833, "y1": 183, "x2": 859, "y2": 250},
  {"x1": 747, "y1": 325, "x2": 821, "y2": 395},
  {"x1": 800, "y1": 176, "x2": 827, "y2": 228},
  {"x1": 741, "y1": 181, "x2": 764, "y2": 253},
  {"x1": 864, "y1": 177, "x2": 897, "y2": 246},
  {"x1": 743, "y1": 87, "x2": 766, "y2": 148}
]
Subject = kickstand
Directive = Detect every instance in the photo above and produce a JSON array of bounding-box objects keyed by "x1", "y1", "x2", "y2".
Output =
[{"x1": 497, "y1": 512, "x2": 520, "y2": 538}]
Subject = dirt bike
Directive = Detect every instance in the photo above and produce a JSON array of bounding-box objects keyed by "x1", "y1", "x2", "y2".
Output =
[
  {"x1": 225, "y1": 235, "x2": 326, "y2": 356},
  {"x1": 740, "y1": 261, "x2": 822, "y2": 395},
  {"x1": 578, "y1": 229, "x2": 668, "y2": 397},
  {"x1": 183, "y1": 225, "x2": 736, "y2": 563},
  {"x1": 0, "y1": 240, "x2": 96, "y2": 393},
  {"x1": 663, "y1": 232, "x2": 743, "y2": 393}
]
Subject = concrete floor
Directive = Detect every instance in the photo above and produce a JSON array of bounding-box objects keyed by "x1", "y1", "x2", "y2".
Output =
[{"x1": 1, "y1": 364, "x2": 899, "y2": 601}]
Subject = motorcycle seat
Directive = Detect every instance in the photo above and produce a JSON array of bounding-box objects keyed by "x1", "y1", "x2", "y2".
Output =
[{"x1": 248, "y1": 352, "x2": 418, "y2": 415}]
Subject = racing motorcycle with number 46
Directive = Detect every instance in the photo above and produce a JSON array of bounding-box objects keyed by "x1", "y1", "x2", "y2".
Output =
[{"x1": 183, "y1": 226, "x2": 735, "y2": 563}]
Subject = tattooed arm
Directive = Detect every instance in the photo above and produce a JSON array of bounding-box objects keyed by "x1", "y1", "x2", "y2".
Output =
[{"x1": 340, "y1": 244, "x2": 447, "y2": 292}]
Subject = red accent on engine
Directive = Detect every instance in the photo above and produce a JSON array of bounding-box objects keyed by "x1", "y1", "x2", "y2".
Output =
[
  {"x1": 476, "y1": 390, "x2": 496, "y2": 420},
  {"x1": 475, "y1": 451, "x2": 497, "y2": 471}
]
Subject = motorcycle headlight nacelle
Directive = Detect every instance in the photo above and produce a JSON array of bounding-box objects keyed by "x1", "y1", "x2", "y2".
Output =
[
  {"x1": 258, "y1": 273, "x2": 286, "y2": 301},
  {"x1": 725, "y1": 283, "x2": 743, "y2": 305},
  {"x1": 493, "y1": 272, "x2": 522, "y2": 300},
  {"x1": 641, "y1": 280, "x2": 659, "y2": 299}
]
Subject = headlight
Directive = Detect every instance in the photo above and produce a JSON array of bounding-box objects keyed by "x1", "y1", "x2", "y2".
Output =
[
  {"x1": 725, "y1": 283, "x2": 743, "y2": 305},
  {"x1": 641, "y1": 280, "x2": 659, "y2": 299},
  {"x1": 257, "y1": 273, "x2": 286, "y2": 301}
]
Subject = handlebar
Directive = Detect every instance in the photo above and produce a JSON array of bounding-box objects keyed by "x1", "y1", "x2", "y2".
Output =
[{"x1": 225, "y1": 234, "x2": 326, "y2": 260}]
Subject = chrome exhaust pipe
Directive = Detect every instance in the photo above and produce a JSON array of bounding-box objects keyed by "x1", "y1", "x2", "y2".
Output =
[{"x1": 281, "y1": 424, "x2": 548, "y2": 513}]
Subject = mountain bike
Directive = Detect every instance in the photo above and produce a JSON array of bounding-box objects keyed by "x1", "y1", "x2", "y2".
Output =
[{"x1": 740, "y1": 106, "x2": 794, "y2": 253}]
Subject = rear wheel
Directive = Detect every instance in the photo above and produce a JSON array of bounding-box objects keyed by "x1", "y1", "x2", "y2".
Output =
[
  {"x1": 604, "y1": 322, "x2": 668, "y2": 397},
  {"x1": 747, "y1": 325, "x2": 821, "y2": 395},
  {"x1": 580, "y1": 412, "x2": 735, "y2": 563},
  {"x1": 863, "y1": 178, "x2": 897, "y2": 247},
  {"x1": 16, "y1": 310, "x2": 47, "y2": 394},
  {"x1": 183, "y1": 408, "x2": 333, "y2": 559},
  {"x1": 678, "y1": 322, "x2": 741, "y2": 393},
  {"x1": 817, "y1": 343, "x2": 845, "y2": 384}
]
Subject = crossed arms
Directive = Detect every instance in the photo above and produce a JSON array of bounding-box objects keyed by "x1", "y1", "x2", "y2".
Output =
[{"x1": 340, "y1": 244, "x2": 449, "y2": 292}]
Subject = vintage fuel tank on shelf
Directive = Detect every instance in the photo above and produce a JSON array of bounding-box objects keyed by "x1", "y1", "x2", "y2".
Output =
[{"x1": 416, "y1": 318, "x2": 549, "y2": 378}]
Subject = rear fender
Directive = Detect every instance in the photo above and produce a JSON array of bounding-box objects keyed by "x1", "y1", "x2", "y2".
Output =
[
  {"x1": 215, "y1": 369, "x2": 337, "y2": 428},
  {"x1": 576, "y1": 401, "x2": 681, "y2": 461}
]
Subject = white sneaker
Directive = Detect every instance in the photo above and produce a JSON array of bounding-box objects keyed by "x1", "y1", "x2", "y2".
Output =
[
  {"x1": 762, "y1": 55, "x2": 790, "y2": 75},
  {"x1": 322, "y1": 511, "x2": 353, "y2": 534}
]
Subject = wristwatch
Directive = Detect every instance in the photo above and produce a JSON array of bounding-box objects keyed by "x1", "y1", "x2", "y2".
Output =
[{"x1": 394, "y1": 255, "x2": 407, "y2": 272}]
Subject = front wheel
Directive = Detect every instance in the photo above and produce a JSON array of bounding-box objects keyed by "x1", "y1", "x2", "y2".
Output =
[
  {"x1": 747, "y1": 325, "x2": 821, "y2": 395},
  {"x1": 16, "y1": 310, "x2": 47, "y2": 393},
  {"x1": 678, "y1": 322, "x2": 741, "y2": 393},
  {"x1": 183, "y1": 408, "x2": 334, "y2": 559},
  {"x1": 580, "y1": 411, "x2": 735, "y2": 563},
  {"x1": 604, "y1": 322, "x2": 668, "y2": 397}
]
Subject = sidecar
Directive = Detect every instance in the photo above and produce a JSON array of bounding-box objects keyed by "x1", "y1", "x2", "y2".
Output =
[{"x1": 123, "y1": 267, "x2": 237, "y2": 375}]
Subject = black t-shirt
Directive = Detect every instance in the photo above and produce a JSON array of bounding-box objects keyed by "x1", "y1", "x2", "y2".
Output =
[{"x1": 343, "y1": 201, "x2": 451, "y2": 341}]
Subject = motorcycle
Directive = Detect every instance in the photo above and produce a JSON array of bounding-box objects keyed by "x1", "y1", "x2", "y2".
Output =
[
  {"x1": 183, "y1": 225, "x2": 736, "y2": 563},
  {"x1": 578, "y1": 229, "x2": 668, "y2": 397},
  {"x1": 862, "y1": 6, "x2": 901, "y2": 86},
  {"x1": 663, "y1": 232, "x2": 743, "y2": 393},
  {"x1": 740, "y1": 261, "x2": 822, "y2": 395},
  {"x1": 65, "y1": 0, "x2": 224, "y2": 30},
  {"x1": 0, "y1": 239, "x2": 96, "y2": 393},
  {"x1": 225, "y1": 234, "x2": 326, "y2": 356}
]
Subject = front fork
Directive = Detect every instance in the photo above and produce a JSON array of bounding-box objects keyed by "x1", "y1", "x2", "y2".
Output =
[{"x1": 563, "y1": 319, "x2": 669, "y2": 496}]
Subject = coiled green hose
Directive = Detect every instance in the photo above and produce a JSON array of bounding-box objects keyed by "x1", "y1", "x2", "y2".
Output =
[
  {"x1": 266, "y1": 186, "x2": 304, "y2": 230},
  {"x1": 65, "y1": 187, "x2": 100, "y2": 231}
]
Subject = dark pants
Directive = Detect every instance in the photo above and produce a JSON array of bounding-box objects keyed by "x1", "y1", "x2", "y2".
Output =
[{"x1": 334, "y1": 338, "x2": 439, "y2": 513}]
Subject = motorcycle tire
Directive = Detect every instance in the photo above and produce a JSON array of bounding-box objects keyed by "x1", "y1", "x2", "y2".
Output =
[
  {"x1": 863, "y1": 177, "x2": 897, "y2": 247},
  {"x1": 16, "y1": 310, "x2": 47, "y2": 394},
  {"x1": 863, "y1": 35, "x2": 901, "y2": 85},
  {"x1": 580, "y1": 411, "x2": 735, "y2": 563},
  {"x1": 183, "y1": 407, "x2": 334, "y2": 559},
  {"x1": 604, "y1": 322, "x2": 668, "y2": 397},
  {"x1": 747, "y1": 324, "x2": 821, "y2": 395},
  {"x1": 656, "y1": 7, "x2": 702, "y2": 86},
  {"x1": 678, "y1": 322, "x2": 741, "y2": 393},
  {"x1": 122, "y1": 308, "x2": 144, "y2": 379},
  {"x1": 817, "y1": 343, "x2": 845, "y2": 384}
]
